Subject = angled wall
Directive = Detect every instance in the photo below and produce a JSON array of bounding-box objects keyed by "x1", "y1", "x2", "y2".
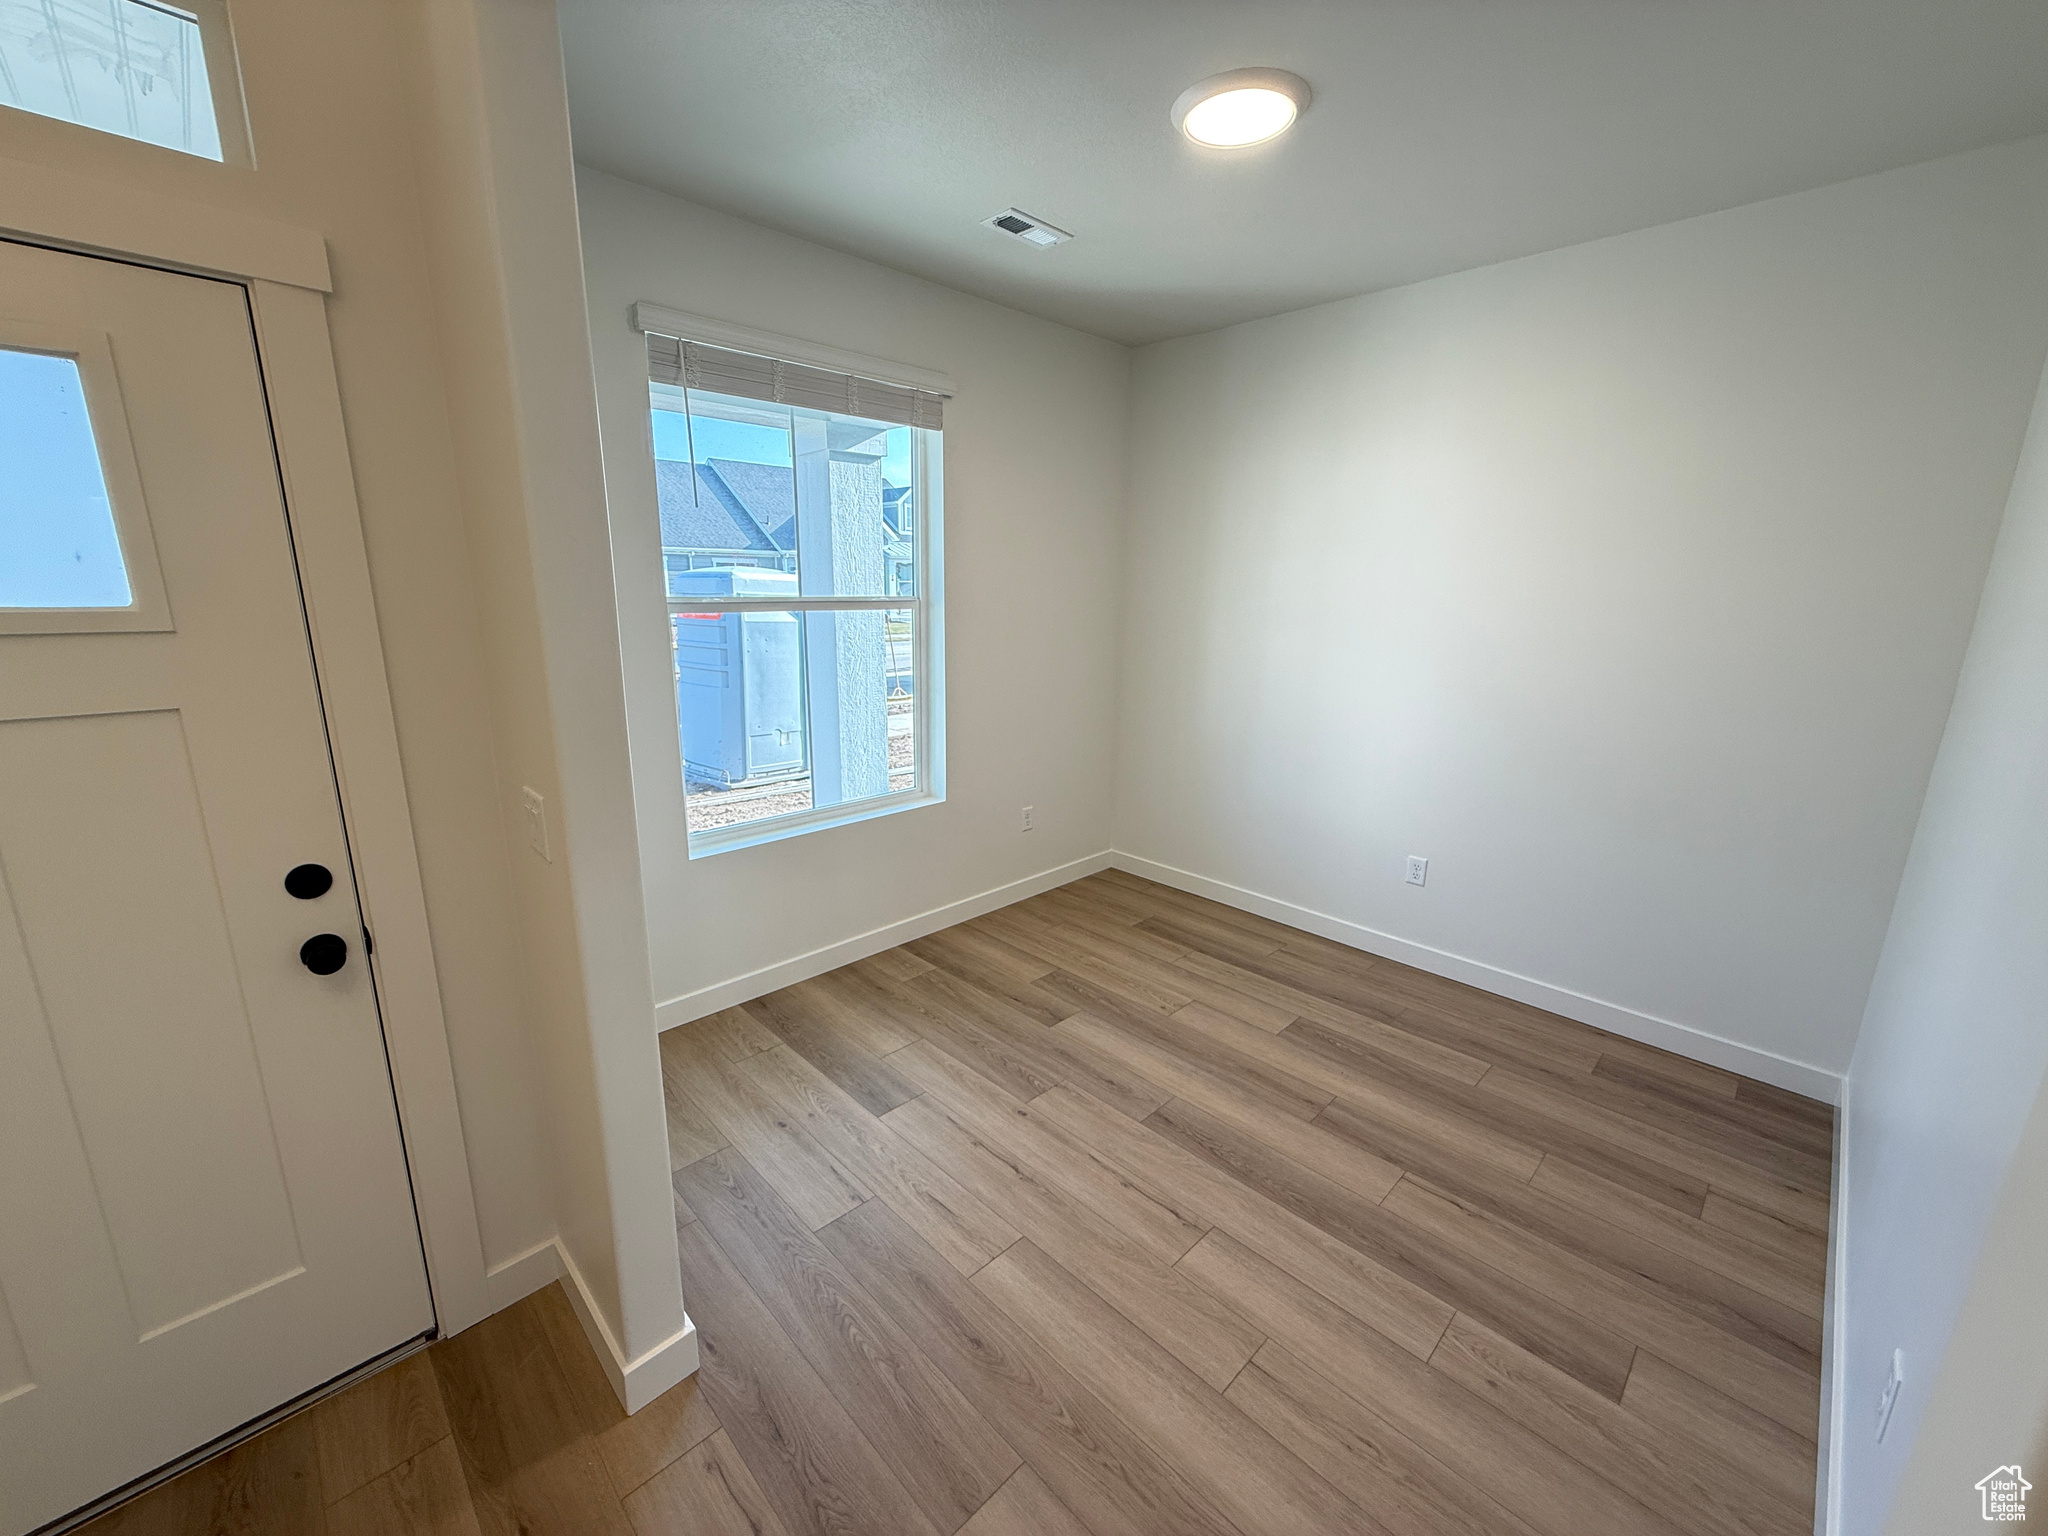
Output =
[
  {"x1": 1878, "y1": 1078, "x2": 2048, "y2": 1532},
  {"x1": 1834, "y1": 344, "x2": 2048, "y2": 1533},
  {"x1": 400, "y1": 0, "x2": 690, "y2": 1404}
]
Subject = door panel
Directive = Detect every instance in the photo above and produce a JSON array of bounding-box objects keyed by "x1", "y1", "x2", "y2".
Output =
[
  {"x1": 0, "y1": 240, "x2": 433, "y2": 1533},
  {"x1": 0, "y1": 710, "x2": 306, "y2": 1338}
]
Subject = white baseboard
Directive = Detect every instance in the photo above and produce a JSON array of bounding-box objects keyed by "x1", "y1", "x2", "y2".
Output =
[
  {"x1": 653, "y1": 841, "x2": 1844, "y2": 1100},
  {"x1": 483, "y1": 1238, "x2": 699, "y2": 1413},
  {"x1": 1817, "y1": 1077, "x2": 1853, "y2": 1534},
  {"x1": 483, "y1": 1237, "x2": 562, "y2": 1314},
  {"x1": 654, "y1": 850, "x2": 1118, "y2": 1030},
  {"x1": 556, "y1": 1242, "x2": 699, "y2": 1413},
  {"x1": 1110, "y1": 851, "x2": 1843, "y2": 1104}
]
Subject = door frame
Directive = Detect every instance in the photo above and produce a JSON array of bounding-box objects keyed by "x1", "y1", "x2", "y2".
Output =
[{"x1": 0, "y1": 157, "x2": 492, "y2": 1336}]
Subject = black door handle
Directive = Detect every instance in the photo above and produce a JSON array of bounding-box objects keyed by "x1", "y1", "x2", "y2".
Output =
[
  {"x1": 285, "y1": 863, "x2": 334, "y2": 899},
  {"x1": 300, "y1": 933, "x2": 348, "y2": 975}
]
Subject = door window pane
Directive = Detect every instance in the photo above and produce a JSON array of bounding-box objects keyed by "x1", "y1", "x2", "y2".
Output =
[
  {"x1": 0, "y1": 0, "x2": 223, "y2": 159},
  {"x1": 0, "y1": 348, "x2": 132, "y2": 609}
]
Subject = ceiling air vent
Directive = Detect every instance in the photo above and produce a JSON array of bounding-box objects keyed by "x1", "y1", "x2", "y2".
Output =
[{"x1": 982, "y1": 208, "x2": 1073, "y2": 247}]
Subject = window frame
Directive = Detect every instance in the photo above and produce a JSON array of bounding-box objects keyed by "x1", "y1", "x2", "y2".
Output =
[{"x1": 648, "y1": 364, "x2": 947, "y2": 860}]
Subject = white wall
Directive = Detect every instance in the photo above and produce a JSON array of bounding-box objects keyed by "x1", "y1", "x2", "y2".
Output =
[
  {"x1": 1876, "y1": 1088, "x2": 2048, "y2": 1532},
  {"x1": 399, "y1": 0, "x2": 690, "y2": 1403},
  {"x1": 1115, "y1": 136, "x2": 2048, "y2": 1093},
  {"x1": 1829, "y1": 348, "x2": 2048, "y2": 1534},
  {"x1": 576, "y1": 170, "x2": 1129, "y2": 1019}
]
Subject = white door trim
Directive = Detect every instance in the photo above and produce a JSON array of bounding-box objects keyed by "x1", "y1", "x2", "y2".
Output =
[
  {"x1": 0, "y1": 173, "x2": 491, "y2": 1337},
  {"x1": 0, "y1": 154, "x2": 330, "y2": 293},
  {"x1": 246, "y1": 280, "x2": 490, "y2": 1334}
]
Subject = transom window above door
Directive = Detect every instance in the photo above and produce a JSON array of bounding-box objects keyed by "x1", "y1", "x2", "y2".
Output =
[
  {"x1": 0, "y1": 0, "x2": 249, "y2": 162},
  {"x1": 642, "y1": 326, "x2": 948, "y2": 855}
]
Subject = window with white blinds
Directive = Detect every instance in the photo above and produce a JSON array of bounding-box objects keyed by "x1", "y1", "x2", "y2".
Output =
[
  {"x1": 638, "y1": 316, "x2": 947, "y2": 854},
  {"x1": 646, "y1": 333, "x2": 945, "y2": 432}
]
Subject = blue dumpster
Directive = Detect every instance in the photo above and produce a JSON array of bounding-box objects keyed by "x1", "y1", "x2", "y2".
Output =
[{"x1": 670, "y1": 567, "x2": 806, "y2": 786}]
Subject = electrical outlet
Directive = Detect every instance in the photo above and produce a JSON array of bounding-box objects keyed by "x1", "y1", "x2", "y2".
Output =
[
  {"x1": 521, "y1": 786, "x2": 552, "y2": 863},
  {"x1": 1875, "y1": 1349, "x2": 1904, "y2": 1441},
  {"x1": 1406, "y1": 855, "x2": 1428, "y2": 887},
  {"x1": 1021, "y1": 805, "x2": 1035, "y2": 832}
]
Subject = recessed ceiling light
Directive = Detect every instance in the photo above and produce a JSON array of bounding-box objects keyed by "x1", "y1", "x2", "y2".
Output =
[{"x1": 1171, "y1": 68, "x2": 1311, "y2": 149}]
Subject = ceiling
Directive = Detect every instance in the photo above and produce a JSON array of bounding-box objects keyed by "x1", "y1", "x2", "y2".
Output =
[{"x1": 558, "y1": 0, "x2": 2048, "y2": 345}]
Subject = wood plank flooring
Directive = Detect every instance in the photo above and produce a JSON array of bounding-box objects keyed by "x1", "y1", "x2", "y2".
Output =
[{"x1": 86, "y1": 871, "x2": 1830, "y2": 1535}]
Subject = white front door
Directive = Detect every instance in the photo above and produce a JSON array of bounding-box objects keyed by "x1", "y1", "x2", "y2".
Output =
[{"x1": 0, "y1": 239, "x2": 434, "y2": 1534}]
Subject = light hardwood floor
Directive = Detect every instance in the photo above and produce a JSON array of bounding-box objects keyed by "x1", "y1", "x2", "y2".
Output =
[{"x1": 85, "y1": 871, "x2": 1831, "y2": 1535}]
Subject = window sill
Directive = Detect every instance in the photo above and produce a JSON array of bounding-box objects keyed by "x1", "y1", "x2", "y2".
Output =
[{"x1": 685, "y1": 788, "x2": 943, "y2": 859}]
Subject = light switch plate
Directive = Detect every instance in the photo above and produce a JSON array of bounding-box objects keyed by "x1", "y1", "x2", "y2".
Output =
[
  {"x1": 521, "y1": 786, "x2": 552, "y2": 863},
  {"x1": 1876, "y1": 1348, "x2": 1904, "y2": 1441}
]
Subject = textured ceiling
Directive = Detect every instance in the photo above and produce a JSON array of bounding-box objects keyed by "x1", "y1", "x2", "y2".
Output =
[{"x1": 560, "y1": 0, "x2": 2048, "y2": 344}]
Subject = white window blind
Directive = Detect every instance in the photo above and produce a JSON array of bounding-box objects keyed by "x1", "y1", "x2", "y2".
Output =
[{"x1": 646, "y1": 333, "x2": 944, "y2": 431}]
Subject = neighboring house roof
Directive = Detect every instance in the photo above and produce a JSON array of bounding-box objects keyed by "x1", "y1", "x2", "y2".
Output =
[
  {"x1": 655, "y1": 461, "x2": 776, "y2": 553},
  {"x1": 884, "y1": 540, "x2": 913, "y2": 563},
  {"x1": 655, "y1": 457, "x2": 801, "y2": 554},
  {"x1": 705, "y1": 458, "x2": 797, "y2": 550},
  {"x1": 657, "y1": 458, "x2": 895, "y2": 557}
]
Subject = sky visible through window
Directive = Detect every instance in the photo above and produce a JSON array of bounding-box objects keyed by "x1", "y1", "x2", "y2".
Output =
[
  {"x1": 0, "y1": 0, "x2": 223, "y2": 160},
  {"x1": 0, "y1": 348, "x2": 132, "y2": 609},
  {"x1": 651, "y1": 406, "x2": 912, "y2": 484}
]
